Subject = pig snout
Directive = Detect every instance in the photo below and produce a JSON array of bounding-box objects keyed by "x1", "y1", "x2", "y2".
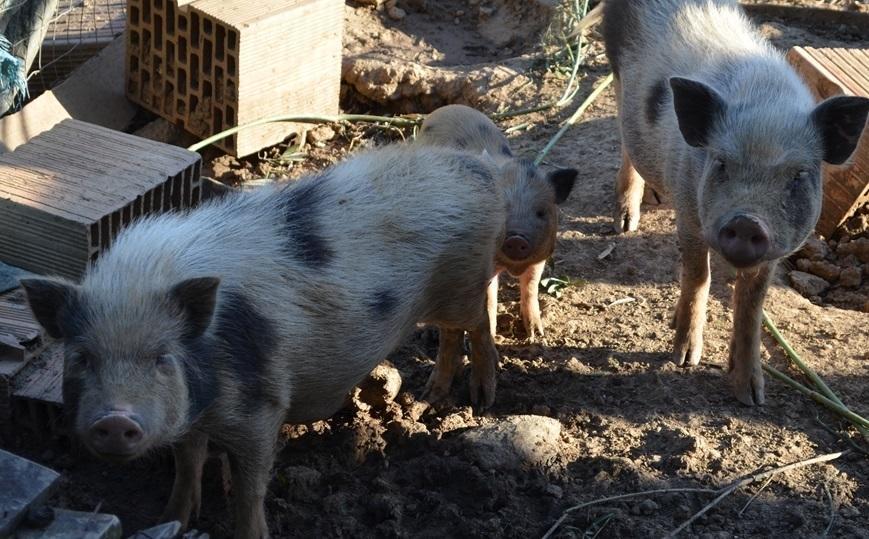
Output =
[
  {"x1": 717, "y1": 214, "x2": 770, "y2": 268},
  {"x1": 87, "y1": 411, "x2": 145, "y2": 458},
  {"x1": 502, "y1": 234, "x2": 531, "y2": 261}
]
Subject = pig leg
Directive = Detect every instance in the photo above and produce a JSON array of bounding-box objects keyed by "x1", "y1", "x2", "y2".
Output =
[
  {"x1": 614, "y1": 146, "x2": 646, "y2": 233},
  {"x1": 671, "y1": 230, "x2": 711, "y2": 367},
  {"x1": 486, "y1": 274, "x2": 499, "y2": 339},
  {"x1": 728, "y1": 262, "x2": 773, "y2": 406},
  {"x1": 227, "y1": 423, "x2": 281, "y2": 539},
  {"x1": 421, "y1": 328, "x2": 465, "y2": 403},
  {"x1": 520, "y1": 260, "x2": 546, "y2": 341},
  {"x1": 161, "y1": 430, "x2": 209, "y2": 529},
  {"x1": 468, "y1": 313, "x2": 500, "y2": 410}
]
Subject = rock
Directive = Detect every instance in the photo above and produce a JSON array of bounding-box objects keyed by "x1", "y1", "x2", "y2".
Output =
[
  {"x1": 795, "y1": 258, "x2": 811, "y2": 271},
  {"x1": 544, "y1": 484, "x2": 563, "y2": 498},
  {"x1": 387, "y1": 5, "x2": 406, "y2": 19},
  {"x1": 460, "y1": 415, "x2": 561, "y2": 471},
  {"x1": 358, "y1": 362, "x2": 403, "y2": 408},
  {"x1": 797, "y1": 236, "x2": 829, "y2": 261},
  {"x1": 805, "y1": 260, "x2": 841, "y2": 282},
  {"x1": 789, "y1": 271, "x2": 830, "y2": 297},
  {"x1": 18, "y1": 510, "x2": 120, "y2": 539},
  {"x1": 308, "y1": 125, "x2": 335, "y2": 143},
  {"x1": 864, "y1": 299, "x2": 869, "y2": 313},
  {"x1": 839, "y1": 266, "x2": 862, "y2": 288},
  {"x1": 531, "y1": 404, "x2": 551, "y2": 416},
  {"x1": 0, "y1": 449, "x2": 60, "y2": 537},
  {"x1": 837, "y1": 238, "x2": 869, "y2": 263}
]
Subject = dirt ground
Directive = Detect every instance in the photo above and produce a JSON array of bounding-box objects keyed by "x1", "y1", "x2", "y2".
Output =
[{"x1": 4, "y1": 1, "x2": 869, "y2": 538}]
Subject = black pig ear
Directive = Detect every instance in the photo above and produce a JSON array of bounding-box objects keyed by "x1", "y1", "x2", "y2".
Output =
[
  {"x1": 811, "y1": 95, "x2": 869, "y2": 165},
  {"x1": 669, "y1": 77, "x2": 727, "y2": 148},
  {"x1": 20, "y1": 278, "x2": 81, "y2": 339},
  {"x1": 170, "y1": 277, "x2": 220, "y2": 339},
  {"x1": 548, "y1": 168, "x2": 578, "y2": 204}
]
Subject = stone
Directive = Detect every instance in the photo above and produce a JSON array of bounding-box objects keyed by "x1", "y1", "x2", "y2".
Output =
[
  {"x1": 127, "y1": 521, "x2": 180, "y2": 539},
  {"x1": 0, "y1": 449, "x2": 60, "y2": 536},
  {"x1": 387, "y1": 6, "x2": 406, "y2": 20},
  {"x1": 839, "y1": 266, "x2": 862, "y2": 288},
  {"x1": 805, "y1": 260, "x2": 841, "y2": 282},
  {"x1": 797, "y1": 236, "x2": 829, "y2": 260},
  {"x1": 789, "y1": 271, "x2": 830, "y2": 297},
  {"x1": 308, "y1": 125, "x2": 336, "y2": 144},
  {"x1": 460, "y1": 415, "x2": 561, "y2": 471},
  {"x1": 357, "y1": 362, "x2": 403, "y2": 409},
  {"x1": 837, "y1": 238, "x2": 869, "y2": 263}
]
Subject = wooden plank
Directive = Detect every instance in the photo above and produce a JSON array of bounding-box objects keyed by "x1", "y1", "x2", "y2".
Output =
[{"x1": 13, "y1": 343, "x2": 64, "y2": 405}]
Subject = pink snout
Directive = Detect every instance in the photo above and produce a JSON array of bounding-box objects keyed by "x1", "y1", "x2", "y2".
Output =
[
  {"x1": 502, "y1": 235, "x2": 531, "y2": 261},
  {"x1": 87, "y1": 413, "x2": 144, "y2": 458}
]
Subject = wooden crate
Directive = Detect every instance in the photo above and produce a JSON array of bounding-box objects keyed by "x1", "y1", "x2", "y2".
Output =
[
  {"x1": 0, "y1": 119, "x2": 202, "y2": 280},
  {"x1": 125, "y1": 0, "x2": 344, "y2": 157},
  {"x1": 787, "y1": 46, "x2": 869, "y2": 238}
]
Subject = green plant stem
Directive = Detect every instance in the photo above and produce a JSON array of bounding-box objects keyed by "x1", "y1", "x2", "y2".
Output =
[
  {"x1": 763, "y1": 311, "x2": 869, "y2": 441},
  {"x1": 535, "y1": 72, "x2": 614, "y2": 165},
  {"x1": 762, "y1": 364, "x2": 869, "y2": 429},
  {"x1": 187, "y1": 114, "x2": 421, "y2": 153}
]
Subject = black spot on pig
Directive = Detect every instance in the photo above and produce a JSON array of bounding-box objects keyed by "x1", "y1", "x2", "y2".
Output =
[
  {"x1": 501, "y1": 143, "x2": 513, "y2": 157},
  {"x1": 182, "y1": 339, "x2": 219, "y2": 421},
  {"x1": 282, "y1": 176, "x2": 334, "y2": 268},
  {"x1": 645, "y1": 80, "x2": 669, "y2": 125},
  {"x1": 214, "y1": 291, "x2": 277, "y2": 404},
  {"x1": 369, "y1": 290, "x2": 398, "y2": 320},
  {"x1": 455, "y1": 137, "x2": 468, "y2": 149}
]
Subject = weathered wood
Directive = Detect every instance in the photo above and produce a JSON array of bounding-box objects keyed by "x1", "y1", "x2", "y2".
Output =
[
  {"x1": 126, "y1": 0, "x2": 344, "y2": 156},
  {"x1": 0, "y1": 449, "x2": 60, "y2": 537},
  {"x1": 787, "y1": 46, "x2": 869, "y2": 238}
]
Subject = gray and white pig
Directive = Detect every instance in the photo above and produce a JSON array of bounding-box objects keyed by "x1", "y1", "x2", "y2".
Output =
[
  {"x1": 417, "y1": 104, "x2": 578, "y2": 341},
  {"x1": 601, "y1": 0, "x2": 869, "y2": 404},
  {"x1": 20, "y1": 144, "x2": 506, "y2": 539}
]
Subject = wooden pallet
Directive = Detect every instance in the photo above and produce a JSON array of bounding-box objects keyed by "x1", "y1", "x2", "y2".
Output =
[{"x1": 787, "y1": 46, "x2": 869, "y2": 238}]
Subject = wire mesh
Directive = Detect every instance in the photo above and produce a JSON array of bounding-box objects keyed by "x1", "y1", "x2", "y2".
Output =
[{"x1": 24, "y1": 0, "x2": 126, "y2": 97}]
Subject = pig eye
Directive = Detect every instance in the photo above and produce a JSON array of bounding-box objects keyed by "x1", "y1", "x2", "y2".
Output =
[
  {"x1": 793, "y1": 170, "x2": 810, "y2": 182},
  {"x1": 714, "y1": 159, "x2": 726, "y2": 173},
  {"x1": 535, "y1": 209, "x2": 546, "y2": 219},
  {"x1": 155, "y1": 355, "x2": 174, "y2": 373}
]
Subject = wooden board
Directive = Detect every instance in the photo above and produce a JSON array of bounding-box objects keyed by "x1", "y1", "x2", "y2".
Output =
[{"x1": 787, "y1": 46, "x2": 869, "y2": 238}]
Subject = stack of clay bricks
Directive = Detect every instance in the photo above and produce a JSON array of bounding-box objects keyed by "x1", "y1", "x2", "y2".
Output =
[
  {"x1": 0, "y1": 119, "x2": 202, "y2": 280},
  {"x1": 788, "y1": 46, "x2": 869, "y2": 238},
  {"x1": 126, "y1": 0, "x2": 344, "y2": 157}
]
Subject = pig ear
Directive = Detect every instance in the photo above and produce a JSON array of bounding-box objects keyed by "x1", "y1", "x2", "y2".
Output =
[
  {"x1": 811, "y1": 95, "x2": 869, "y2": 165},
  {"x1": 20, "y1": 278, "x2": 81, "y2": 339},
  {"x1": 547, "y1": 168, "x2": 578, "y2": 204},
  {"x1": 479, "y1": 149, "x2": 497, "y2": 166},
  {"x1": 669, "y1": 77, "x2": 727, "y2": 148},
  {"x1": 170, "y1": 277, "x2": 220, "y2": 339}
]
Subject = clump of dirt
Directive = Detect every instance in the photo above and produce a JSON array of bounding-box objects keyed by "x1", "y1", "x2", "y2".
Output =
[{"x1": 789, "y1": 205, "x2": 869, "y2": 312}]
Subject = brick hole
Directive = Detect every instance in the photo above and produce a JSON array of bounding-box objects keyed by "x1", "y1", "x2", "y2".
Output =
[
  {"x1": 178, "y1": 14, "x2": 187, "y2": 32},
  {"x1": 172, "y1": 174, "x2": 183, "y2": 208},
  {"x1": 213, "y1": 107, "x2": 223, "y2": 133},
  {"x1": 130, "y1": 5, "x2": 140, "y2": 25},
  {"x1": 216, "y1": 25, "x2": 226, "y2": 61},
  {"x1": 130, "y1": 55, "x2": 139, "y2": 73},
  {"x1": 165, "y1": 42, "x2": 175, "y2": 75},
  {"x1": 177, "y1": 99, "x2": 186, "y2": 116},
  {"x1": 204, "y1": 18, "x2": 213, "y2": 36},
  {"x1": 225, "y1": 105, "x2": 235, "y2": 127},
  {"x1": 162, "y1": 180, "x2": 172, "y2": 209},
  {"x1": 154, "y1": 14, "x2": 163, "y2": 50},
  {"x1": 153, "y1": 54, "x2": 162, "y2": 76},
  {"x1": 178, "y1": 36, "x2": 187, "y2": 64},
  {"x1": 141, "y1": 70, "x2": 152, "y2": 102},
  {"x1": 130, "y1": 29, "x2": 140, "y2": 47},
  {"x1": 163, "y1": 81, "x2": 175, "y2": 115},
  {"x1": 215, "y1": 65, "x2": 223, "y2": 101},
  {"x1": 133, "y1": 197, "x2": 142, "y2": 220},
  {"x1": 192, "y1": 186, "x2": 201, "y2": 206},
  {"x1": 100, "y1": 216, "x2": 110, "y2": 248},
  {"x1": 90, "y1": 251, "x2": 99, "y2": 263},
  {"x1": 152, "y1": 186, "x2": 163, "y2": 212},
  {"x1": 183, "y1": 170, "x2": 191, "y2": 204},
  {"x1": 166, "y1": 1, "x2": 175, "y2": 35},
  {"x1": 190, "y1": 94, "x2": 199, "y2": 116},
  {"x1": 143, "y1": 0, "x2": 151, "y2": 23},
  {"x1": 111, "y1": 212, "x2": 121, "y2": 238},
  {"x1": 142, "y1": 29, "x2": 152, "y2": 60},
  {"x1": 190, "y1": 55, "x2": 199, "y2": 89},
  {"x1": 228, "y1": 30, "x2": 237, "y2": 51},
  {"x1": 154, "y1": 0, "x2": 163, "y2": 11},
  {"x1": 177, "y1": 68, "x2": 187, "y2": 94},
  {"x1": 191, "y1": 12, "x2": 200, "y2": 46},
  {"x1": 226, "y1": 79, "x2": 236, "y2": 102},
  {"x1": 203, "y1": 40, "x2": 212, "y2": 75},
  {"x1": 203, "y1": 80, "x2": 212, "y2": 99},
  {"x1": 143, "y1": 191, "x2": 152, "y2": 214},
  {"x1": 90, "y1": 223, "x2": 99, "y2": 248},
  {"x1": 122, "y1": 206, "x2": 132, "y2": 226},
  {"x1": 227, "y1": 54, "x2": 236, "y2": 77}
]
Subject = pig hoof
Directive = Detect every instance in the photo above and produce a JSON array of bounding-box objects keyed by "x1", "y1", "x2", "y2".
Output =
[
  {"x1": 469, "y1": 373, "x2": 496, "y2": 411},
  {"x1": 613, "y1": 210, "x2": 639, "y2": 233},
  {"x1": 672, "y1": 333, "x2": 703, "y2": 367},
  {"x1": 730, "y1": 368, "x2": 765, "y2": 406},
  {"x1": 524, "y1": 318, "x2": 544, "y2": 343}
]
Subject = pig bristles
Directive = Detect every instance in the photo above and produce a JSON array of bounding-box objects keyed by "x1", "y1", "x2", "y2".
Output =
[{"x1": 541, "y1": 451, "x2": 848, "y2": 539}]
